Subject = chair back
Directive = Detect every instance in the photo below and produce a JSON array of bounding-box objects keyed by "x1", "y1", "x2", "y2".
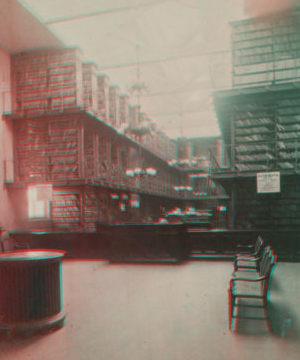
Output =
[
  {"x1": 255, "y1": 235, "x2": 264, "y2": 254},
  {"x1": 262, "y1": 252, "x2": 277, "y2": 296},
  {"x1": 258, "y1": 245, "x2": 271, "y2": 276}
]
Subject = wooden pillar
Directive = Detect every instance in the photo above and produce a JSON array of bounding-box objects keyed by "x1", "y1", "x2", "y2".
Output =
[
  {"x1": 78, "y1": 121, "x2": 85, "y2": 178},
  {"x1": 80, "y1": 188, "x2": 84, "y2": 231},
  {"x1": 93, "y1": 133, "x2": 99, "y2": 178},
  {"x1": 230, "y1": 185, "x2": 237, "y2": 229},
  {"x1": 230, "y1": 106, "x2": 235, "y2": 170}
]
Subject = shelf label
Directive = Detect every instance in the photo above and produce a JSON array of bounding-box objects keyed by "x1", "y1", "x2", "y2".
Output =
[
  {"x1": 257, "y1": 171, "x2": 280, "y2": 193},
  {"x1": 130, "y1": 193, "x2": 140, "y2": 208}
]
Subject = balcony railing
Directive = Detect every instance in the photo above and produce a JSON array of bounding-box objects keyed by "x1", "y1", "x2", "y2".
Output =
[
  {"x1": 1, "y1": 90, "x2": 177, "y2": 166},
  {"x1": 4, "y1": 158, "x2": 199, "y2": 198}
]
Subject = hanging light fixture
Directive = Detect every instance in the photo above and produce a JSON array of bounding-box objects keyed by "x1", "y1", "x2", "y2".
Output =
[
  {"x1": 173, "y1": 185, "x2": 193, "y2": 192},
  {"x1": 126, "y1": 165, "x2": 157, "y2": 178},
  {"x1": 126, "y1": 44, "x2": 152, "y2": 137},
  {"x1": 169, "y1": 156, "x2": 209, "y2": 168},
  {"x1": 125, "y1": 43, "x2": 157, "y2": 179}
]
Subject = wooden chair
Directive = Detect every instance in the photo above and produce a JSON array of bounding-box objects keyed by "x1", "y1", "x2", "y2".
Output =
[
  {"x1": 233, "y1": 245, "x2": 270, "y2": 275},
  {"x1": 229, "y1": 248, "x2": 277, "y2": 332},
  {"x1": 235, "y1": 235, "x2": 264, "y2": 258}
]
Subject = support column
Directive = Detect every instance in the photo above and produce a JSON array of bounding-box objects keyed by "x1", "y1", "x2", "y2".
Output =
[
  {"x1": 230, "y1": 185, "x2": 237, "y2": 229},
  {"x1": 230, "y1": 106, "x2": 235, "y2": 170},
  {"x1": 78, "y1": 121, "x2": 85, "y2": 178},
  {"x1": 93, "y1": 133, "x2": 99, "y2": 178}
]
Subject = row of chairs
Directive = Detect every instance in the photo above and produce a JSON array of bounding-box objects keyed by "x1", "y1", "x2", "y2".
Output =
[{"x1": 229, "y1": 236, "x2": 278, "y2": 332}]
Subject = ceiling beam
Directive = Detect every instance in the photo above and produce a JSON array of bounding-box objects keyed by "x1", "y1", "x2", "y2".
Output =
[
  {"x1": 135, "y1": 88, "x2": 212, "y2": 97},
  {"x1": 45, "y1": 0, "x2": 174, "y2": 24},
  {"x1": 148, "y1": 109, "x2": 216, "y2": 117},
  {"x1": 98, "y1": 49, "x2": 230, "y2": 70}
]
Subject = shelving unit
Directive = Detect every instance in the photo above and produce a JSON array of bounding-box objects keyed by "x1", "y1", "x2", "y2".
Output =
[
  {"x1": 97, "y1": 74, "x2": 110, "y2": 123},
  {"x1": 109, "y1": 86, "x2": 120, "y2": 127},
  {"x1": 13, "y1": 117, "x2": 81, "y2": 182},
  {"x1": 82, "y1": 62, "x2": 98, "y2": 113},
  {"x1": 12, "y1": 47, "x2": 83, "y2": 114},
  {"x1": 118, "y1": 147, "x2": 128, "y2": 187},
  {"x1": 97, "y1": 138, "x2": 110, "y2": 183},
  {"x1": 231, "y1": 11, "x2": 300, "y2": 88},
  {"x1": 119, "y1": 94, "x2": 130, "y2": 125},
  {"x1": 110, "y1": 142, "x2": 119, "y2": 185},
  {"x1": 84, "y1": 130, "x2": 95, "y2": 178},
  {"x1": 215, "y1": 88, "x2": 300, "y2": 172},
  {"x1": 83, "y1": 189, "x2": 97, "y2": 231},
  {"x1": 49, "y1": 119, "x2": 80, "y2": 180},
  {"x1": 51, "y1": 191, "x2": 81, "y2": 230},
  {"x1": 233, "y1": 102, "x2": 276, "y2": 171},
  {"x1": 275, "y1": 96, "x2": 300, "y2": 169},
  {"x1": 13, "y1": 120, "x2": 49, "y2": 181}
]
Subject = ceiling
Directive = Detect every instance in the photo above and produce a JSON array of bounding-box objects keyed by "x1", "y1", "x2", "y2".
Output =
[
  {"x1": 21, "y1": 0, "x2": 294, "y2": 139},
  {"x1": 0, "y1": 0, "x2": 63, "y2": 53}
]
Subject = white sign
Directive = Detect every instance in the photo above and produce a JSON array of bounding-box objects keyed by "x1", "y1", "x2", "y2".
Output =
[
  {"x1": 130, "y1": 193, "x2": 140, "y2": 208},
  {"x1": 257, "y1": 172, "x2": 280, "y2": 193}
]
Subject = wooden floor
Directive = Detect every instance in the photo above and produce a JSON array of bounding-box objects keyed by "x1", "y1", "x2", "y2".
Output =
[{"x1": 0, "y1": 260, "x2": 299, "y2": 360}]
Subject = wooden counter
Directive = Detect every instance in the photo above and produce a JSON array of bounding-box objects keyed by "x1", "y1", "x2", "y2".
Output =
[{"x1": 8, "y1": 226, "x2": 300, "y2": 262}]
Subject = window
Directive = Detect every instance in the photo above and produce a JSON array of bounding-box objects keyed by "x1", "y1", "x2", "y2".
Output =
[{"x1": 28, "y1": 185, "x2": 52, "y2": 219}]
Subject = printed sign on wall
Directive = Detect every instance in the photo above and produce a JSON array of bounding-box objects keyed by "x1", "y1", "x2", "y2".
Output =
[{"x1": 257, "y1": 172, "x2": 280, "y2": 193}]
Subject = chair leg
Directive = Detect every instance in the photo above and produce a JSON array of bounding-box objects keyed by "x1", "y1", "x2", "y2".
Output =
[
  {"x1": 231, "y1": 297, "x2": 237, "y2": 332},
  {"x1": 228, "y1": 286, "x2": 235, "y2": 332},
  {"x1": 228, "y1": 288, "x2": 231, "y2": 331},
  {"x1": 265, "y1": 264, "x2": 277, "y2": 333},
  {"x1": 264, "y1": 298, "x2": 273, "y2": 333}
]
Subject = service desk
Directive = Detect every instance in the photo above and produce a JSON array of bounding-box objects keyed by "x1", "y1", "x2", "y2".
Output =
[
  {"x1": 8, "y1": 227, "x2": 300, "y2": 262},
  {"x1": 97, "y1": 222, "x2": 185, "y2": 263},
  {"x1": 184, "y1": 228, "x2": 300, "y2": 262}
]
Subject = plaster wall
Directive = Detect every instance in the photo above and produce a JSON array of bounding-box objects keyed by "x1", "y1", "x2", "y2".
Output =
[{"x1": 0, "y1": 46, "x2": 14, "y2": 231}]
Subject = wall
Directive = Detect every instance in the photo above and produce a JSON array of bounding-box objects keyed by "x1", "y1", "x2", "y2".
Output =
[
  {"x1": 7, "y1": 187, "x2": 28, "y2": 231},
  {"x1": 236, "y1": 175, "x2": 300, "y2": 229},
  {"x1": 0, "y1": 46, "x2": 14, "y2": 232}
]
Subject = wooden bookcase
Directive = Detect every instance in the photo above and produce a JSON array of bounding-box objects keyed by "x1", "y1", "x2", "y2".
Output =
[
  {"x1": 231, "y1": 12, "x2": 300, "y2": 88},
  {"x1": 13, "y1": 117, "x2": 81, "y2": 182},
  {"x1": 51, "y1": 190, "x2": 81, "y2": 230},
  {"x1": 82, "y1": 62, "x2": 98, "y2": 113},
  {"x1": 233, "y1": 101, "x2": 276, "y2": 171},
  {"x1": 231, "y1": 90, "x2": 300, "y2": 172},
  {"x1": 13, "y1": 120, "x2": 49, "y2": 181},
  {"x1": 109, "y1": 85, "x2": 120, "y2": 127},
  {"x1": 49, "y1": 119, "x2": 80, "y2": 180},
  {"x1": 119, "y1": 94, "x2": 130, "y2": 125},
  {"x1": 83, "y1": 188, "x2": 97, "y2": 231},
  {"x1": 12, "y1": 47, "x2": 83, "y2": 114},
  {"x1": 97, "y1": 74, "x2": 110, "y2": 123}
]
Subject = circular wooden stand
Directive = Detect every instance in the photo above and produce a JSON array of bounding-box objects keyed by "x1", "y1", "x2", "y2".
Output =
[{"x1": 0, "y1": 250, "x2": 66, "y2": 336}]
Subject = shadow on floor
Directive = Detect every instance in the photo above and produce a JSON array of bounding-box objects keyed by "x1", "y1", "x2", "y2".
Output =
[
  {"x1": 0, "y1": 330, "x2": 46, "y2": 351},
  {"x1": 230, "y1": 263, "x2": 300, "y2": 339},
  {"x1": 232, "y1": 292, "x2": 300, "y2": 340},
  {"x1": 270, "y1": 302, "x2": 300, "y2": 341}
]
